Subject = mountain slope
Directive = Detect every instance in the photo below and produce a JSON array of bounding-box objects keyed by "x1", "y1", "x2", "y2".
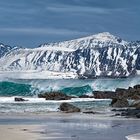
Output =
[{"x1": 0, "y1": 32, "x2": 140, "y2": 79}]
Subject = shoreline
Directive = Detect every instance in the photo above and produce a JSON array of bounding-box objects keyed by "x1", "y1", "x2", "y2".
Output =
[{"x1": 0, "y1": 113, "x2": 140, "y2": 140}]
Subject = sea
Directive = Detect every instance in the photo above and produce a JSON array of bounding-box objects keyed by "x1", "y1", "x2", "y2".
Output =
[{"x1": 0, "y1": 77, "x2": 140, "y2": 114}]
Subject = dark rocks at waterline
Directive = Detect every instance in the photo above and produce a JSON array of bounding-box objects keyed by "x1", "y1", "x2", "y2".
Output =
[
  {"x1": 121, "y1": 109, "x2": 140, "y2": 118},
  {"x1": 134, "y1": 85, "x2": 140, "y2": 89},
  {"x1": 93, "y1": 84, "x2": 140, "y2": 100},
  {"x1": 129, "y1": 100, "x2": 140, "y2": 109},
  {"x1": 93, "y1": 91, "x2": 116, "y2": 99},
  {"x1": 116, "y1": 85, "x2": 140, "y2": 100},
  {"x1": 38, "y1": 92, "x2": 75, "y2": 100},
  {"x1": 82, "y1": 111, "x2": 96, "y2": 114},
  {"x1": 79, "y1": 95, "x2": 93, "y2": 98},
  {"x1": 111, "y1": 108, "x2": 140, "y2": 118},
  {"x1": 82, "y1": 111, "x2": 102, "y2": 114},
  {"x1": 14, "y1": 97, "x2": 28, "y2": 102},
  {"x1": 59, "y1": 103, "x2": 81, "y2": 113},
  {"x1": 110, "y1": 98, "x2": 129, "y2": 108},
  {"x1": 111, "y1": 100, "x2": 140, "y2": 118},
  {"x1": 111, "y1": 106, "x2": 140, "y2": 118}
]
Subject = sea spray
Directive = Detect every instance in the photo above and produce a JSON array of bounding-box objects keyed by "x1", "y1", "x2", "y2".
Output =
[
  {"x1": 0, "y1": 81, "x2": 93, "y2": 96},
  {"x1": 1, "y1": 77, "x2": 140, "y2": 97}
]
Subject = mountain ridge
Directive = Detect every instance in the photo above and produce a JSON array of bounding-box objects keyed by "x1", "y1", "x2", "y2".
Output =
[{"x1": 0, "y1": 32, "x2": 140, "y2": 79}]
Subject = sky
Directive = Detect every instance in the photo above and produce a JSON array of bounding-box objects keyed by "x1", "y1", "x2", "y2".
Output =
[{"x1": 0, "y1": 0, "x2": 140, "y2": 48}]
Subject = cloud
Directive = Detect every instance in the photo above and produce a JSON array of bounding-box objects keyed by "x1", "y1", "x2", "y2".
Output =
[
  {"x1": 46, "y1": 6, "x2": 110, "y2": 14},
  {"x1": 0, "y1": 27, "x2": 88, "y2": 36}
]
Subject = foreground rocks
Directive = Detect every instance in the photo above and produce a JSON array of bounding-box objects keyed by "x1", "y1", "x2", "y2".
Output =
[
  {"x1": 93, "y1": 84, "x2": 140, "y2": 100},
  {"x1": 111, "y1": 100, "x2": 140, "y2": 118},
  {"x1": 79, "y1": 95, "x2": 93, "y2": 98},
  {"x1": 93, "y1": 84, "x2": 140, "y2": 118},
  {"x1": 121, "y1": 109, "x2": 140, "y2": 118},
  {"x1": 59, "y1": 103, "x2": 81, "y2": 113},
  {"x1": 14, "y1": 97, "x2": 28, "y2": 102},
  {"x1": 93, "y1": 91, "x2": 116, "y2": 99},
  {"x1": 38, "y1": 92, "x2": 74, "y2": 100},
  {"x1": 112, "y1": 108, "x2": 140, "y2": 118},
  {"x1": 130, "y1": 100, "x2": 140, "y2": 109},
  {"x1": 110, "y1": 98, "x2": 129, "y2": 108}
]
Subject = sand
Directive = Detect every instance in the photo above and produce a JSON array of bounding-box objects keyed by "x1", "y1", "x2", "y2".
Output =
[
  {"x1": 0, "y1": 125, "x2": 43, "y2": 140},
  {"x1": 0, "y1": 113, "x2": 140, "y2": 140}
]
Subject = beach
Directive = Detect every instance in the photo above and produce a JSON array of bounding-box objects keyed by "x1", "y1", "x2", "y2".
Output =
[
  {"x1": 0, "y1": 125, "x2": 42, "y2": 140},
  {"x1": 0, "y1": 113, "x2": 140, "y2": 140}
]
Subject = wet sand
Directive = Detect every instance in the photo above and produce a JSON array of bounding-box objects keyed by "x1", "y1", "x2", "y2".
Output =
[
  {"x1": 0, "y1": 113, "x2": 140, "y2": 140},
  {"x1": 0, "y1": 125, "x2": 42, "y2": 140}
]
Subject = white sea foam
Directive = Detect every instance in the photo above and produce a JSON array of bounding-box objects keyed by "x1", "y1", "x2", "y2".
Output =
[
  {"x1": 126, "y1": 133, "x2": 140, "y2": 140},
  {"x1": 0, "y1": 97, "x2": 111, "y2": 113},
  {"x1": 0, "y1": 97, "x2": 110, "y2": 104}
]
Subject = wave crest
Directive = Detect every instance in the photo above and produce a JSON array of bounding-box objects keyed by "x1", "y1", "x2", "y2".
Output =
[{"x1": 0, "y1": 81, "x2": 93, "y2": 96}]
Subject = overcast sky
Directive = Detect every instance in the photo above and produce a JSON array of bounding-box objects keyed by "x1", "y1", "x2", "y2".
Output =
[{"x1": 0, "y1": 0, "x2": 140, "y2": 48}]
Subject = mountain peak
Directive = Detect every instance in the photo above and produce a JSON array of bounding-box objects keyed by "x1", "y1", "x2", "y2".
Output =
[{"x1": 90, "y1": 32, "x2": 120, "y2": 42}]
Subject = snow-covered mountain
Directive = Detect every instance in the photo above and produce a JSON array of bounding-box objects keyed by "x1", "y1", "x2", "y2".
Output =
[{"x1": 0, "y1": 32, "x2": 140, "y2": 79}]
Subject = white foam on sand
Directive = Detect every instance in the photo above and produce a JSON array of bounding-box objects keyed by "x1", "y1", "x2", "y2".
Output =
[{"x1": 126, "y1": 133, "x2": 140, "y2": 140}]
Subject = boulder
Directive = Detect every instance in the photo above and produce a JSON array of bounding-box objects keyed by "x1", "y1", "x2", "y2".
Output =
[
  {"x1": 82, "y1": 111, "x2": 101, "y2": 114},
  {"x1": 79, "y1": 95, "x2": 92, "y2": 98},
  {"x1": 136, "y1": 113, "x2": 140, "y2": 118},
  {"x1": 121, "y1": 109, "x2": 140, "y2": 118},
  {"x1": 134, "y1": 85, "x2": 140, "y2": 89},
  {"x1": 38, "y1": 92, "x2": 73, "y2": 100},
  {"x1": 93, "y1": 84, "x2": 140, "y2": 100},
  {"x1": 131, "y1": 95, "x2": 140, "y2": 100},
  {"x1": 59, "y1": 103, "x2": 81, "y2": 113},
  {"x1": 93, "y1": 91, "x2": 116, "y2": 99},
  {"x1": 130, "y1": 100, "x2": 140, "y2": 109},
  {"x1": 115, "y1": 88, "x2": 127, "y2": 97},
  {"x1": 110, "y1": 98, "x2": 129, "y2": 108},
  {"x1": 15, "y1": 97, "x2": 27, "y2": 102}
]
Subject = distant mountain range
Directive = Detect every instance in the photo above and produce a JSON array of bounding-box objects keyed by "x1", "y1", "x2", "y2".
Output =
[{"x1": 0, "y1": 32, "x2": 140, "y2": 79}]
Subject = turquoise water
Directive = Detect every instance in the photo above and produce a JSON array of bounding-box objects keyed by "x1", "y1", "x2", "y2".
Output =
[
  {"x1": 0, "y1": 77, "x2": 140, "y2": 113},
  {"x1": 0, "y1": 77, "x2": 140, "y2": 97},
  {"x1": 0, "y1": 81, "x2": 37, "y2": 96}
]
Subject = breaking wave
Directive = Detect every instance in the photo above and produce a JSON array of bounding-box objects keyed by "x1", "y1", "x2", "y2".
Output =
[
  {"x1": 0, "y1": 81, "x2": 93, "y2": 97},
  {"x1": 1, "y1": 76, "x2": 140, "y2": 97},
  {"x1": 0, "y1": 81, "x2": 38, "y2": 96}
]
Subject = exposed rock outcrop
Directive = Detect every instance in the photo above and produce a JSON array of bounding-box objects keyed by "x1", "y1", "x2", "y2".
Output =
[
  {"x1": 79, "y1": 95, "x2": 93, "y2": 98},
  {"x1": 14, "y1": 97, "x2": 27, "y2": 102},
  {"x1": 38, "y1": 92, "x2": 74, "y2": 100},
  {"x1": 130, "y1": 100, "x2": 140, "y2": 109},
  {"x1": 59, "y1": 103, "x2": 81, "y2": 113},
  {"x1": 110, "y1": 98, "x2": 129, "y2": 108},
  {"x1": 93, "y1": 91, "x2": 116, "y2": 99},
  {"x1": 93, "y1": 84, "x2": 140, "y2": 100}
]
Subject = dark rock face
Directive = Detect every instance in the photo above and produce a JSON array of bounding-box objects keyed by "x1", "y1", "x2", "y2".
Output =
[
  {"x1": 15, "y1": 97, "x2": 27, "y2": 102},
  {"x1": 130, "y1": 100, "x2": 140, "y2": 109},
  {"x1": 82, "y1": 111, "x2": 96, "y2": 114},
  {"x1": 131, "y1": 95, "x2": 140, "y2": 100},
  {"x1": 112, "y1": 108, "x2": 140, "y2": 118},
  {"x1": 38, "y1": 92, "x2": 73, "y2": 100},
  {"x1": 134, "y1": 85, "x2": 140, "y2": 89},
  {"x1": 110, "y1": 98, "x2": 129, "y2": 108},
  {"x1": 59, "y1": 103, "x2": 81, "y2": 113},
  {"x1": 79, "y1": 95, "x2": 92, "y2": 98},
  {"x1": 93, "y1": 84, "x2": 140, "y2": 100},
  {"x1": 121, "y1": 109, "x2": 140, "y2": 118},
  {"x1": 93, "y1": 91, "x2": 116, "y2": 99}
]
